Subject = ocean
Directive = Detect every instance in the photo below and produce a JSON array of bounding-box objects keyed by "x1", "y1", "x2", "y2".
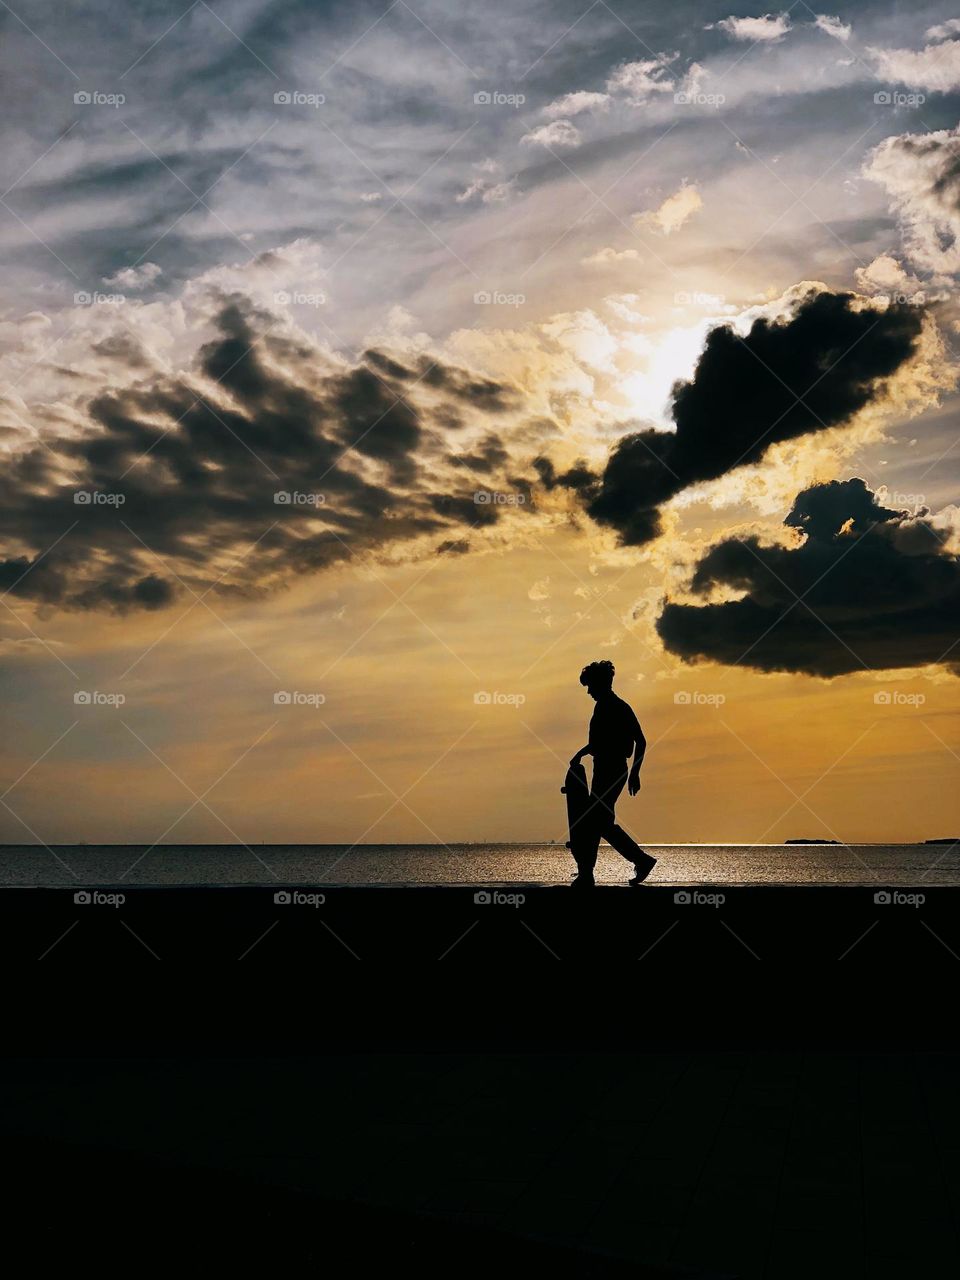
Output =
[{"x1": 1, "y1": 842, "x2": 956, "y2": 886}]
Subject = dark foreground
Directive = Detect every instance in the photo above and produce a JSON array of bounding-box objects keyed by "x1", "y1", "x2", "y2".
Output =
[
  {"x1": 2, "y1": 1049, "x2": 958, "y2": 1278},
  {"x1": 9, "y1": 887, "x2": 960, "y2": 1278},
  {"x1": 5, "y1": 882, "x2": 954, "y2": 971}
]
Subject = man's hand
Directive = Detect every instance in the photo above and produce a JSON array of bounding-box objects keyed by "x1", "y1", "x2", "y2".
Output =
[
  {"x1": 628, "y1": 767, "x2": 642, "y2": 796},
  {"x1": 570, "y1": 746, "x2": 591, "y2": 766}
]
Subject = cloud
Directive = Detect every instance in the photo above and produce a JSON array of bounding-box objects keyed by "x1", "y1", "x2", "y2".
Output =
[
  {"x1": 102, "y1": 263, "x2": 162, "y2": 291},
  {"x1": 636, "y1": 183, "x2": 702, "y2": 235},
  {"x1": 605, "y1": 55, "x2": 676, "y2": 104},
  {"x1": 456, "y1": 175, "x2": 517, "y2": 204},
  {"x1": 854, "y1": 254, "x2": 922, "y2": 298},
  {"x1": 603, "y1": 293, "x2": 650, "y2": 323},
  {"x1": 863, "y1": 124, "x2": 960, "y2": 273},
  {"x1": 927, "y1": 20, "x2": 960, "y2": 41},
  {"x1": 581, "y1": 247, "x2": 642, "y2": 267},
  {"x1": 0, "y1": 297, "x2": 525, "y2": 613},
  {"x1": 813, "y1": 14, "x2": 851, "y2": 41},
  {"x1": 542, "y1": 91, "x2": 611, "y2": 119},
  {"x1": 657, "y1": 478, "x2": 960, "y2": 676},
  {"x1": 456, "y1": 158, "x2": 516, "y2": 205},
  {"x1": 520, "y1": 119, "x2": 582, "y2": 149},
  {"x1": 546, "y1": 287, "x2": 926, "y2": 546},
  {"x1": 869, "y1": 37, "x2": 960, "y2": 91},
  {"x1": 709, "y1": 13, "x2": 792, "y2": 42},
  {"x1": 540, "y1": 310, "x2": 620, "y2": 373}
]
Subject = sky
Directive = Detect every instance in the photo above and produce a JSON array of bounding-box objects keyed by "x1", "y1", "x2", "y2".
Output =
[{"x1": 2, "y1": 0, "x2": 960, "y2": 853}]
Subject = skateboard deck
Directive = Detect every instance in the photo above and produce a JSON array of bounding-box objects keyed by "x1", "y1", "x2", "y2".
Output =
[{"x1": 561, "y1": 762, "x2": 595, "y2": 871}]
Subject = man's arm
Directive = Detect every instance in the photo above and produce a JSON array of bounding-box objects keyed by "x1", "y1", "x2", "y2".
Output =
[
  {"x1": 570, "y1": 744, "x2": 592, "y2": 765},
  {"x1": 627, "y1": 717, "x2": 646, "y2": 796}
]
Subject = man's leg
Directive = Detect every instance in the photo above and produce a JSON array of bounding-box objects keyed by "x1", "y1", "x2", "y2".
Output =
[
  {"x1": 604, "y1": 823, "x2": 645, "y2": 863},
  {"x1": 592, "y1": 761, "x2": 657, "y2": 883},
  {"x1": 589, "y1": 763, "x2": 627, "y2": 860}
]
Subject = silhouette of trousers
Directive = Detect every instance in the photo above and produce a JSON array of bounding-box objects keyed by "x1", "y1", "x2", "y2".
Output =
[{"x1": 578, "y1": 758, "x2": 644, "y2": 873}]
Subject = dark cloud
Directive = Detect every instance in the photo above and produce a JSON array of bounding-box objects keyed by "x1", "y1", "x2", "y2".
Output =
[
  {"x1": 0, "y1": 298, "x2": 523, "y2": 613},
  {"x1": 657, "y1": 478, "x2": 960, "y2": 677},
  {"x1": 91, "y1": 333, "x2": 151, "y2": 367},
  {"x1": 547, "y1": 290, "x2": 925, "y2": 545},
  {"x1": 449, "y1": 435, "x2": 510, "y2": 472}
]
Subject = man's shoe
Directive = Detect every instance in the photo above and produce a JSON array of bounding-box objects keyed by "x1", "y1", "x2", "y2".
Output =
[
  {"x1": 629, "y1": 852, "x2": 657, "y2": 886},
  {"x1": 571, "y1": 873, "x2": 596, "y2": 890}
]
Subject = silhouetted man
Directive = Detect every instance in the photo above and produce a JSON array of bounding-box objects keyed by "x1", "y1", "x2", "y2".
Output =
[{"x1": 570, "y1": 660, "x2": 657, "y2": 889}]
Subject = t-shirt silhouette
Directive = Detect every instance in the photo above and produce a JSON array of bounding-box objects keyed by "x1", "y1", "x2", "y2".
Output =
[{"x1": 588, "y1": 692, "x2": 642, "y2": 762}]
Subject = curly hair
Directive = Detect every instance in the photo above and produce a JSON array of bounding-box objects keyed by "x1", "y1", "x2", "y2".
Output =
[{"x1": 579, "y1": 660, "x2": 615, "y2": 690}]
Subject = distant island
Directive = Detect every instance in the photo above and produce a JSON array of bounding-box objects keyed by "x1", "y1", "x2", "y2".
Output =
[
  {"x1": 785, "y1": 838, "x2": 841, "y2": 845},
  {"x1": 924, "y1": 838, "x2": 959, "y2": 845}
]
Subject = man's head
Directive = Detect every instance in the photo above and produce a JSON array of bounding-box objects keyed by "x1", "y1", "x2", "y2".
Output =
[{"x1": 580, "y1": 660, "x2": 615, "y2": 700}]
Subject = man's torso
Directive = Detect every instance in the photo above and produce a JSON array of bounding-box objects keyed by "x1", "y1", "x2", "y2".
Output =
[{"x1": 588, "y1": 693, "x2": 639, "y2": 762}]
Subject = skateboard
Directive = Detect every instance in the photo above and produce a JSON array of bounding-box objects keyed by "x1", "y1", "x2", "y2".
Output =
[{"x1": 561, "y1": 761, "x2": 596, "y2": 872}]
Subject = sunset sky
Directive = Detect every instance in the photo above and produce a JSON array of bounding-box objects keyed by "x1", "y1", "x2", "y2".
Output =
[{"x1": 2, "y1": 0, "x2": 959, "y2": 853}]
